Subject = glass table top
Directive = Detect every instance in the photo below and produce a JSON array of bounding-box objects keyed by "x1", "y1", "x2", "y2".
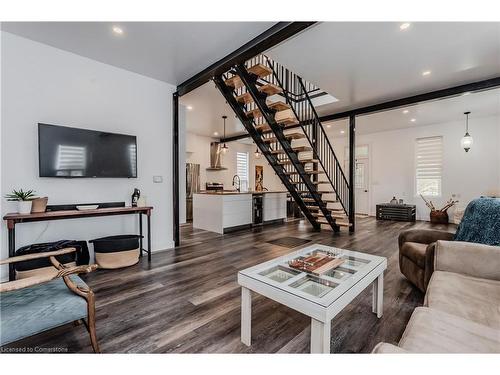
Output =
[{"x1": 239, "y1": 244, "x2": 387, "y2": 307}]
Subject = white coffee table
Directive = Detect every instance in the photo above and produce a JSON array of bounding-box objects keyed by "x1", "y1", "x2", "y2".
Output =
[{"x1": 237, "y1": 243, "x2": 387, "y2": 353}]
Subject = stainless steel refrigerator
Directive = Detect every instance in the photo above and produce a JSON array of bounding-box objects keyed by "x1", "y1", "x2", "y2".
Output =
[{"x1": 186, "y1": 163, "x2": 200, "y2": 222}]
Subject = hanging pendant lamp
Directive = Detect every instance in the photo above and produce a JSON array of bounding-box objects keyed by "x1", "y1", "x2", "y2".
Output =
[
  {"x1": 221, "y1": 115, "x2": 229, "y2": 154},
  {"x1": 254, "y1": 144, "x2": 261, "y2": 158},
  {"x1": 461, "y1": 111, "x2": 473, "y2": 152}
]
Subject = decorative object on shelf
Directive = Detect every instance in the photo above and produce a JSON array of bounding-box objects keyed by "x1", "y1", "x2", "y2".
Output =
[
  {"x1": 31, "y1": 197, "x2": 48, "y2": 213},
  {"x1": 390, "y1": 196, "x2": 398, "y2": 204},
  {"x1": 420, "y1": 194, "x2": 459, "y2": 224},
  {"x1": 461, "y1": 111, "x2": 473, "y2": 152},
  {"x1": 137, "y1": 195, "x2": 147, "y2": 207},
  {"x1": 5, "y1": 189, "x2": 36, "y2": 214},
  {"x1": 220, "y1": 115, "x2": 229, "y2": 154},
  {"x1": 76, "y1": 205, "x2": 99, "y2": 211},
  {"x1": 131, "y1": 188, "x2": 140, "y2": 207},
  {"x1": 255, "y1": 165, "x2": 263, "y2": 192}
]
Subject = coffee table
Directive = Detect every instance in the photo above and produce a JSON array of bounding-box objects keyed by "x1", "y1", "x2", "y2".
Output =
[{"x1": 237, "y1": 243, "x2": 387, "y2": 353}]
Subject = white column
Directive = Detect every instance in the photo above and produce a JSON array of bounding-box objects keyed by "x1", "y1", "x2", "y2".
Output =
[
  {"x1": 241, "y1": 287, "x2": 252, "y2": 346},
  {"x1": 310, "y1": 318, "x2": 331, "y2": 354}
]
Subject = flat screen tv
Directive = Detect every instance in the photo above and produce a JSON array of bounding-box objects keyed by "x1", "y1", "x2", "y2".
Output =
[{"x1": 38, "y1": 123, "x2": 137, "y2": 178}]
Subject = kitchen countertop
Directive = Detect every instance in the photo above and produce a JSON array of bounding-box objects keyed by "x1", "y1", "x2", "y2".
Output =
[{"x1": 194, "y1": 191, "x2": 287, "y2": 195}]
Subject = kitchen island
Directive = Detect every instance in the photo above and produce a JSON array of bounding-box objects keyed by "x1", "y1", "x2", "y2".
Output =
[{"x1": 193, "y1": 191, "x2": 287, "y2": 234}]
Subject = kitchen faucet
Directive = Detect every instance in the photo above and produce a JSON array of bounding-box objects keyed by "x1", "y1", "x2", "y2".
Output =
[{"x1": 232, "y1": 175, "x2": 241, "y2": 192}]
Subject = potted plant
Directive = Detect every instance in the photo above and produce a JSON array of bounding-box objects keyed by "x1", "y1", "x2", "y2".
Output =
[
  {"x1": 5, "y1": 189, "x2": 37, "y2": 214},
  {"x1": 420, "y1": 194, "x2": 459, "y2": 224}
]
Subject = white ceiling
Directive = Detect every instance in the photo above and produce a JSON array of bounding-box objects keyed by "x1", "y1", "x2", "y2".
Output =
[
  {"x1": 324, "y1": 88, "x2": 500, "y2": 136},
  {"x1": 267, "y1": 22, "x2": 500, "y2": 114},
  {"x1": 0, "y1": 22, "x2": 274, "y2": 85}
]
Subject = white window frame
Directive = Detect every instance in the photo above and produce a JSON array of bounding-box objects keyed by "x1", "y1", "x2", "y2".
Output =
[
  {"x1": 236, "y1": 151, "x2": 249, "y2": 191},
  {"x1": 415, "y1": 136, "x2": 443, "y2": 197}
]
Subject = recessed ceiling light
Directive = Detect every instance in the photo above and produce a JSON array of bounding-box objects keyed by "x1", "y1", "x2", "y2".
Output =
[
  {"x1": 422, "y1": 70, "x2": 431, "y2": 76},
  {"x1": 340, "y1": 130, "x2": 345, "y2": 134},
  {"x1": 410, "y1": 118, "x2": 416, "y2": 122},
  {"x1": 326, "y1": 124, "x2": 331, "y2": 128},
  {"x1": 462, "y1": 92, "x2": 471, "y2": 96},
  {"x1": 403, "y1": 109, "x2": 409, "y2": 114},
  {"x1": 186, "y1": 105, "x2": 193, "y2": 110},
  {"x1": 213, "y1": 132, "x2": 219, "y2": 136},
  {"x1": 112, "y1": 25, "x2": 124, "y2": 35},
  {"x1": 400, "y1": 23, "x2": 411, "y2": 30}
]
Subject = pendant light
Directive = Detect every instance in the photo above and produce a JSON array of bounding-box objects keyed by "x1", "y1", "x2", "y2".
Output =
[
  {"x1": 254, "y1": 144, "x2": 261, "y2": 158},
  {"x1": 220, "y1": 115, "x2": 229, "y2": 154},
  {"x1": 461, "y1": 111, "x2": 473, "y2": 152}
]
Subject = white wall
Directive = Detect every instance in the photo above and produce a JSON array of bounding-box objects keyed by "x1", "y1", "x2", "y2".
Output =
[
  {"x1": 186, "y1": 132, "x2": 284, "y2": 192},
  {"x1": 1, "y1": 32, "x2": 176, "y2": 274},
  {"x1": 326, "y1": 116, "x2": 500, "y2": 220}
]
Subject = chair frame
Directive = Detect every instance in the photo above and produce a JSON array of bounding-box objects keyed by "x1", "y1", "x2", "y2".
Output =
[{"x1": 0, "y1": 248, "x2": 100, "y2": 353}]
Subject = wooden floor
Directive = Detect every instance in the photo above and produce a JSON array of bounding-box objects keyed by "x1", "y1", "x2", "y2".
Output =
[{"x1": 5, "y1": 217, "x2": 455, "y2": 353}]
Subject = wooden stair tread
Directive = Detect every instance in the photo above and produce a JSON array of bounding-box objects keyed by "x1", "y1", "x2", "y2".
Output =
[
  {"x1": 312, "y1": 213, "x2": 347, "y2": 219},
  {"x1": 305, "y1": 206, "x2": 336, "y2": 211},
  {"x1": 278, "y1": 159, "x2": 319, "y2": 165},
  {"x1": 303, "y1": 198, "x2": 339, "y2": 204},
  {"x1": 291, "y1": 180, "x2": 321, "y2": 185},
  {"x1": 255, "y1": 122, "x2": 297, "y2": 132},
  {"x1": 224, "y1": 75, "x2": 244, "y2": 89},
  {"x1": 259, "y1": 83, "x2": 283, "y2": 95},
  {"x1": 263, "y1": 132, "x2": 306, "y2": 143},
  {"x1": 318, "y1": 218, "x2": 352, "y2": 227},
  {"x1": 247, "y1": 63, "x2": 272, "y2": 78},
  {"x1": 271, "y1": 146, "x2": 312, "y2": 154},
  {"x1": 297, "y1": 190, "x2": 333, "y2": 194},
  {"x1": 268, "y1": 101, "x2": 290, "y2": 111},
  {"x1": 285, "y1": 170, "x2": 324, "y2": 175},
  {"x1": 236, "y1": 92, "x2": 253, "y2": 104},
  {"x1": 275, "y1": 109, "x2": 298, "y2": 125}
]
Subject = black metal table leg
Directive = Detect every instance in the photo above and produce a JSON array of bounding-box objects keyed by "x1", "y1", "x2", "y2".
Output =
[
  {"x1": 8, "y1": 222, "x2": 16, "y2": 281},
  {"x1": 147, "y1": 213, "x2": 151, "y2": 262},
  {"x1": 139, "y1": 212, "x2": 143, "y2": 257}
]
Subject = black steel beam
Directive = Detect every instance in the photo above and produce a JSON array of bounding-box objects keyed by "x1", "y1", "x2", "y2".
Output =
[
  {"x1": 320, "y1": 76, "x2": 500, "y2": 122},
  {"x1": 172, "y1": 92, "x2": 180, "y2": 246},
  {"x1": 221, "y1": 77, "x2": 500, "y2": 142},
  {"x1": 177, "y1": 22, "x2": 316, "y2": 96},
  {"x1": 348, "y1": 115, "x2": 355, "y2": 233}
]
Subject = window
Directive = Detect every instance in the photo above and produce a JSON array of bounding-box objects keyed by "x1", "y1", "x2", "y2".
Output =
[
  {"x1": 236, "y1": 152, "x2": 249, "y2": 190},
  {"x1": 415, "y1": 136, "x2": 443, "y2": 196}
]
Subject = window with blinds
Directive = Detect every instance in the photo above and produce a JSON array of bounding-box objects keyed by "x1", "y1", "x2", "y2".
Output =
[
  {"x1": 236, "y1": 152, "x2": 249, "y2": 190},
  {"x1": 415, "y1": 136, "x2": 443, "y2": 196}
]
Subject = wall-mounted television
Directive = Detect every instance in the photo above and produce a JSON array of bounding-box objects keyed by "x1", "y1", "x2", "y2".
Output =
[{"x1": 38, "y1": 123, "x2": 137, "y2": 178}]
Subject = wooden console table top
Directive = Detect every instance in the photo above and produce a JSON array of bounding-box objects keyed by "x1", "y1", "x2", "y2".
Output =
[{"x1": 3, "y1": 206, "x2": 153, "y2": 224}]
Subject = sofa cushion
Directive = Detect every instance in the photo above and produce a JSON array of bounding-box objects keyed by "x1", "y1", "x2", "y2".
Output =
[
  {"x1": 400, "y1": 242, "x2": 427, "y2": 268},
  {"x1": 0, "y1": 275, "x2": 88, "y2": 346},
  {"x1": 425, "y1": 271, "x2": 500, "y2": 329},
  {"x1": 399, "y1": 307, "x2": 500, "y2": 353}
]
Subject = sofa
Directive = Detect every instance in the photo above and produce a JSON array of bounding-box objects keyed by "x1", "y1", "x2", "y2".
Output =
[
  {"x1": 399, "y1": 197, "x2": 500, "y2": 292},
  {"x1": 373, "y1": 239, "x2": 500, "y2": 353}
]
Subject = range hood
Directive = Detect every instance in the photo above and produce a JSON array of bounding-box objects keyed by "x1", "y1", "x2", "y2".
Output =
[{"x1": 206, "y1": 142, "x2": 227, "y2": 171}]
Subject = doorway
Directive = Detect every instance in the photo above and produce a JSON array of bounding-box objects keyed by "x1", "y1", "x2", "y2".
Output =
[{"x1": 345, "y1": 144, "x2": 370, "y2": 215}]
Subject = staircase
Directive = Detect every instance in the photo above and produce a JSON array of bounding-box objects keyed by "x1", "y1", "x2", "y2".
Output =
[{"x1": 214, "y1": 54, "x2": 352, "y2": 232}]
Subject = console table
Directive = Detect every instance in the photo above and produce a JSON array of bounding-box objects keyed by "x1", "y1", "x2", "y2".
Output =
[
  {"x1": 3, "y1": 206, "x2": 153, "y2": 281},
  {"x1": 376, "y1": 204, "x2": 416, "y2": 222}
]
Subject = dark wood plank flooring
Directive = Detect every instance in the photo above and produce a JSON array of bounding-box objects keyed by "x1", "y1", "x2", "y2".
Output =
[{"x1": 4, "y1": 217, "x2": 455, "y2": 353}]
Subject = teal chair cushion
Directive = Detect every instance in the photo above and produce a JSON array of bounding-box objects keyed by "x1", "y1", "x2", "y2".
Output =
[{"x1": 0, "y1": 275, "x2": 88, "y2": 346}]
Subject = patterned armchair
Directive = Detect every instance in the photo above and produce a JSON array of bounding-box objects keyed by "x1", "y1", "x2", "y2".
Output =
[{"x1": 0, "y1": 248, "x2": 100, "y2": 352}]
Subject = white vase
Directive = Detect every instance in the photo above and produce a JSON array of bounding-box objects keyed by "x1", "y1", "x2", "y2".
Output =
[{"x1": 18, "y1": 200, "x2": 33, "y2": 214}]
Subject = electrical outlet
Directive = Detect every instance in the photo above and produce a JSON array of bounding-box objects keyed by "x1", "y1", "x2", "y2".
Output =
[{"x1": 153, "y1": 176, "x2": 163, "y2": 183}]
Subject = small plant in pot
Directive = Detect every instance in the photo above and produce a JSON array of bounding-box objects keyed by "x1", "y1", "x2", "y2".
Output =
[{"x1": 5, "y1": 189, "x2": 37, "y2": 214}]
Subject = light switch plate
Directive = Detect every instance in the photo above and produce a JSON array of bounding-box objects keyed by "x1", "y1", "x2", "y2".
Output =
[{"x1": 153, "y1": 176, "x2": 163, "y2": 183}]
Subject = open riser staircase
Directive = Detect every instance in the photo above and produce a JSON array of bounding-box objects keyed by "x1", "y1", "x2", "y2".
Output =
[{"x1": 214, "y1": 54, "x2": 352, "y2": 232}]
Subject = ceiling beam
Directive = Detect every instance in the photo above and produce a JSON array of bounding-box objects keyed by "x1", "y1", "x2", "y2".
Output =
[
  {"x1": 176, "y1": 22, "x2": 316, "y2": 96},
  {"x1": 319, "y1": 76, "x2": 500, "y2": 122}
]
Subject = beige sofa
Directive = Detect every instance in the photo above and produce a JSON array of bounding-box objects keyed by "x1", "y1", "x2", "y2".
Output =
[{"x1": 373, "y1": 240, "x2": 500, "y2": 353}]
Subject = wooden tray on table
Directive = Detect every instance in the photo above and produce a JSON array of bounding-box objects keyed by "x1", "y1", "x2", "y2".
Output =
[{"x1": 288, "y1": 252, "x2": 344, "y2": 275}]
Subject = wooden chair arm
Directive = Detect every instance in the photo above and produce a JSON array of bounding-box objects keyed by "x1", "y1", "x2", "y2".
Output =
[
  {"x1": 56, "y1": 264, "x2": 98, "y2": 278},
  {"x1": 0, "y1": 247, "x2": 76, "y2": 265}
]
